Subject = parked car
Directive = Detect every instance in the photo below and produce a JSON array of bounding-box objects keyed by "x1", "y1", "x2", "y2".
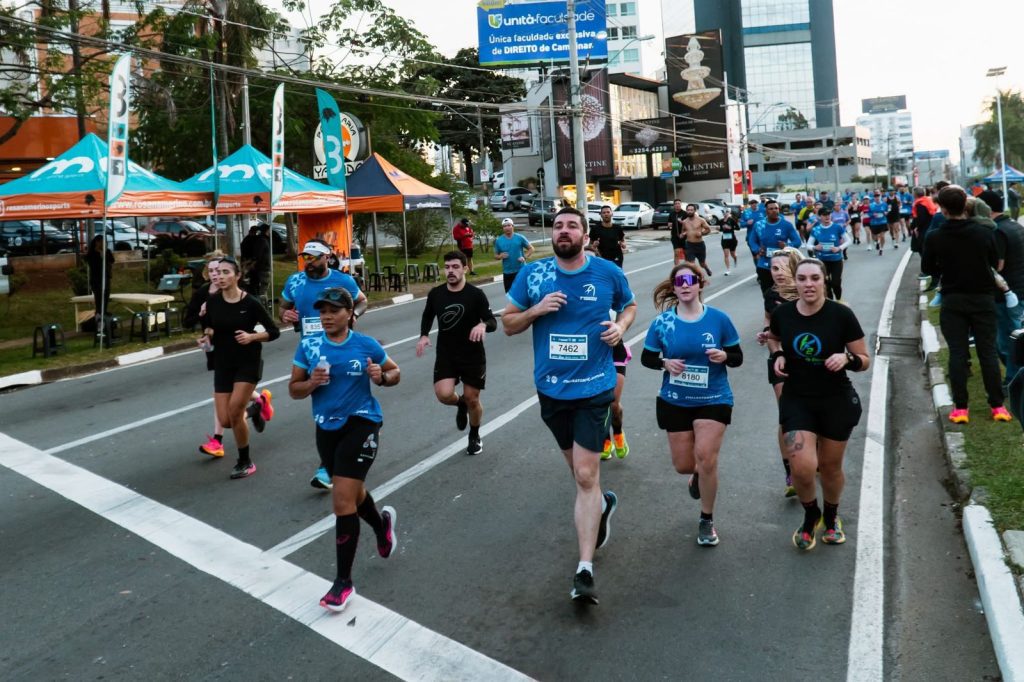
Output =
[
  {"x1": 528, "y1": 197, "x2": 567, "y2": 226},
  {"x1": 0, "y1": 220, "x2": 75, "y2": 255},
  {"x1": 586, "y1": 202, "x2": 614, "y2": 226},
  {"x1": 145, "y1": 218, "x2": 211, "y2": 238},
  {"x1": 100, "y1": 221, "x2": 157, "y2": 252},
  {"x1": 491, "y1": 170, "x2": 505, "y2": 189},
  {"x1": 652, "y1": 201, "x2": 675, "y2": 229},
  {"x1": 211, "y1": 217, "x2": 288, "y2": 254},
  {"x1": 489, "y1": 187, "x2": 535, "y2": 212},
  {"x1": 700, "y1": 198, "x2": 742, "y2": 219},
  {"x1": 695, "y1": 202, "x2": 727, "y2": 225},
  {"x1": 611, "y1": 202, "x2": 655, "y2": 229}
]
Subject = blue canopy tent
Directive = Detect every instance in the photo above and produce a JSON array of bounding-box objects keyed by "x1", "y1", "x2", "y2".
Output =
[{"x1": 983, "y1": 165, "x2": 1024, "y2": 183}]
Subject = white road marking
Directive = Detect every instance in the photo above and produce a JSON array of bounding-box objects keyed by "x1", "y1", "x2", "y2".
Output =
[
  {"x1": 846, "y1": 247, "x2": 910, "y2": 681},
  {"x1": 0, "y1": 432, "x2": 531, "y2": 682}
]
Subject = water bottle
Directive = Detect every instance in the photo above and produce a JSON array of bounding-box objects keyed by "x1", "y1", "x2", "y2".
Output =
[
  {"x1": 199, "y1": 335, "x2": 213, "y2": 353},
  {"x1": 316, "y1": 354, "x2": 331, "y2": 385}
]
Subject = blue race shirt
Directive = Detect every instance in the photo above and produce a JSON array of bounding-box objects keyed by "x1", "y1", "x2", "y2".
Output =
[
  {"x1": 749, "y1": 218, "x2": 802, "y2": 269},
  {"x1": 899, "y1": 192, "x2": 913, "y2": 215},
  {"x1": 810, "y1": 223, "x2": 846, "y2": 261},
  {"x1": 830, "y1": 209, "x2": 849, "y2": 228},
  {"x1": 494, "y1": 233, "x2": 532, "y2": 274},
  {"x1": 790, "y1": 200, "x2": 805, "y2": 216},
  {"x1": 740, "y1": 207, "x2": 765, "y2": 232},
  {"x1": 868, "y1": 200, "x2": 889, "y2": 226},
  {"x1": 293, "y1": 330, "x2": 387, "y2": 430},
  {"x1": 643, "y1": 305, "x2": 740, "y2": 407},
  {"x1": 508, "y1": 255, "x2": 635, "y2": 400},
  {"x1": 281, "y1": 269, "x2": 362, "y2": 336}
]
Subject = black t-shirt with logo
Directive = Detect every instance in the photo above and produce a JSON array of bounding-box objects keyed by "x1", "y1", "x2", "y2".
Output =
[
  {"x1": 769, "y1": 299, "x2": 864, "y2": 396},
  {"x1": 419, "y1": 282, "x2": 495, "y2": 361},
  {"x1": 588, "y1": 224, "x2": 626, "y2": 262}
]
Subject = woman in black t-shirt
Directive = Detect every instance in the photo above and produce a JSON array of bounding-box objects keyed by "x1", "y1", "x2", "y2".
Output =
[
  {"x1": 200, "y1": 257, "x2": 281, "y2": 479},
  {"x1": 719, "y1": 213, "x2": 739, "y2": 276},
  {"x1": 767, "y1": 259, "x2": 870, "y2": 551}
]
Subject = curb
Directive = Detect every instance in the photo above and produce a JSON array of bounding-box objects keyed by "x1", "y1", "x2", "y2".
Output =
[{"x1": 919, "y1": 281, "x2": 1024, "y2": 681}]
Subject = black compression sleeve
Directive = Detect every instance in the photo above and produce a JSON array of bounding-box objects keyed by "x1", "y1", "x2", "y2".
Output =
[
  {"x1": 723, "y1": 343, "x2": 743, "y2": 368},
  {"x1": 640, "y1": 348, "x2": 663, "y2": 370}
]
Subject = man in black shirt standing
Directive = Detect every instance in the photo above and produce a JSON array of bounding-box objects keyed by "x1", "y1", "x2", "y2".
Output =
[
  {"x1": 979, "y1": 190, "x2": 1024, "y2": 386},
  {"x1": 588, "y1": 205, "x2": 626, "y2": 268},
  {"x1": 417, "y1": 251, "x2": 498, "y2": 455},
  {"x1": 922, "y1": 185, "x2": 1012, "y2": 423}
]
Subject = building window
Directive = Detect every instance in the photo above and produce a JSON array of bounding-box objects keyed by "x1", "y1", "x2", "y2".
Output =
[
  {"x1": 742, "y1": 0, "x2": 810, "y2": 27},
  {"x1": 744, "y1": 42, "x2": 816, "y2": 131},
  {"x1": 621, "y1": 25, "x2": 637, "y2": 39},
  {"x1": 606, "y1": 27, "x2": 618, "y2": 39},
  {"x1": 607, "y1": 3, "x2": 617, "y2": 17},
  {"x1": 609, "y1": 52, "x2": 620, "y2": 66},
  {"x1": 622, "y1": 48, "x2": 639, "y2": 63},
  {"x1": 620, "y1": 2, "x2": 636, "y2": 17}
]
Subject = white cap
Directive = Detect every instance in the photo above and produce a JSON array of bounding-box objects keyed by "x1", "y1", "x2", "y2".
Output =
[
  {"x1": 501, "y1": 218, "x2": 514, "y2": 226},
  {"x1": 301, "y1": 241, "x2": 332, "y2": 257}
]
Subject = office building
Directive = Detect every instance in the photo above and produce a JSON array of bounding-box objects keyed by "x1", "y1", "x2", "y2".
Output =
[
  {"x1": 604, "y1": 0, "x2": 662, "y2": 78},
  {"x1": 856, "y1": 108, "x2": 914, "y2": 177},
  {"x1": 747, "y1": 125, "x2": 873, "y2": 190},
  {"x1": 660, "y1": 0, "x2": 839, "y2": 130},
  {"x1": 959, "y1": 124, "x2": 987, "y2": 183}
]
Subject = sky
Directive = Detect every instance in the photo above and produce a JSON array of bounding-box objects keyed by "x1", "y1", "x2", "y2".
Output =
[{"x1": 275, "y1": 0, "x2": 1024, "y2": 162}]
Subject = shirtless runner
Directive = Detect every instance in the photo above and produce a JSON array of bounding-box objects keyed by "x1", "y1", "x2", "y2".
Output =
[{"x1": 681, "y1": 203, "x2": 713, "y2": 277}]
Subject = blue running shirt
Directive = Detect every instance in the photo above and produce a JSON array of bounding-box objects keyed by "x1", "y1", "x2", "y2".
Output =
[
  {"x1": 293, "y1": 330, "x2": 387, "y2": 429},
  {"x1": 494, "y1": 233, "x2": 532, "y2": 274},
  {"x1": 810, "y1": 223, "x2": 846, "y2": 261},
  {"x1": 643, "y1": 305, "x2": 740, "y2": 407},
  {"x1": 508, "y1": 255, "x2": 635, "y2": 400},
  {"x1": 281, "y1": 270, "x2": 362, "y2": 336},
  {"x1": 868, "y1": 200, "x2": 889, "y2": 226},
  {"x1": 749, "y1": 218, "x2": 802, "y2": 269}
]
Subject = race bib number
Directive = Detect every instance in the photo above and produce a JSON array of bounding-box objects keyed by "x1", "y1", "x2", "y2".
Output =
[
  {"x1": 668, "y1": 365, "x2": 709, "y2": 388},
  {"x1": 549, "y1": 334, "x2": 588, "y2": 361},
  {"x1": 302, "y1": 316, "x2": 323, "y2": 335},
  {"x1": 765, "y1": 247, "x2": 780, "y2": 257}
]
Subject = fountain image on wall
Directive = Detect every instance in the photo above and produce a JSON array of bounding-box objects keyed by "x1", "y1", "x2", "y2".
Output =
[{"x1": 671, "y1": 36, "x2": 721, "y2": 110}]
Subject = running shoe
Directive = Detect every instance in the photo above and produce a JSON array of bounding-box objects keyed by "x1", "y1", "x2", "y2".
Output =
[
  {"x1": 697, "y1": 518, "x2": 719, "y2": 547},
  {"x1": 378, "y1": 506, "x2": 397, "y2": 558},
  {"x1": 259, "y1": 389, "x2": 275, "y2": 422},
  {"x1": 230, "y1": 461, "x2": 256, "y2": 479},
  {"x1": 992, "y1": 406, "x2": 1012, "y2": 422},
  {"x1": 792, "y1": 525, "x2": 816, "y2": 551},
  {"x1": 310, "y1": 466, "x2": 333, "y2": 490},
  {"x1": 248, "y1": 402, "x2": 266, "y2": 433},
  {"x1": 455, "y1": 397, "x2": 468, "y2": 431},
  {"x1": 948, "y1": 408, "x2": 969, "y2": 424},
  {"x1": 596, "y1": 490, "x2": 617, "y2": 549},
  {"x1": 894, "y1": 242, "x2": 898, "y2": 249},
  {"x1": 467, "y1": 434, "x2": 483, "y2": 456},
  {"x1": 613, "y1": 432, "x2": 630, "y2": 459},
  {"x1": 821, "y1": 517, "x2": 846, "y2": 545},
  {"x1": 704, "y1": 266, "x2": 712, "y2": 276},
  {"x1": 570, "y1": 569, "x2": 598, "y2": 604},
  {"x1": 320, "y1": 579, "x2": 355, "y2": 612},
  {"x1": 784, "y1": 473, "x2": 797, "y2": 498},
  {"x1": 601, "y1": 439, "x2": 613, "y2": 460},
  {"x1": 724, "y1": 270, "x2": 731, "y2": 277},
  {"x1": 199, "y1": 435, "x2": 224, "y2": 458},
  {"x1": 688, "y1": 472, "x2": 701, "y2": 500}
]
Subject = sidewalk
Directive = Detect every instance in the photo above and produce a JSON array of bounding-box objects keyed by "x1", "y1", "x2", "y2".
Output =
[{"x1": 919, "y1": 280, "x2": 1024, "y2": 681}]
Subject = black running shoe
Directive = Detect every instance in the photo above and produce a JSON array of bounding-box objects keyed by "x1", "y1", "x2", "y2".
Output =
[
  {"x1": 378, "y1": 506, "x2": 397, "y2": 558},
  {"x1": 688, "y1": 472, "x2": 701, "y2": 500},
  {"x1": 596, "y1": 490, "x2": 618, "y2": 549},
  {"x1": 455, "y1": 397, "x2": 468, "y2": 431},
  {"x1": 467, "y1": 434, "x2": 482, "y2": 456},
  {"x1": 230, "y1": 460, "x2": 256, "y2": 479},
  {"x1": 571, "y1": 569, "x2": 598, "y2": 604},
  {"x1": 248, "y1": 402, "x2": 266, "y2": 433}
]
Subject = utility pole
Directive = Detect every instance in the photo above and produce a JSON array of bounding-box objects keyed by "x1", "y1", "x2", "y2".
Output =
[
  {"x1": 240, "y1": 76, "x2": 252, "y2": 237},
  {"x1": 832, "y1": 100, "x2": 840, "y2": 196},
  {"x1": 566, "y1": 0, "x2": 588, "y2": 209},
  {"x1": 476, "y1": 106, "x2": 487, "y2": 188}
]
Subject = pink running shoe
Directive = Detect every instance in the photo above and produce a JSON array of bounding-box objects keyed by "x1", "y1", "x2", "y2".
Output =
[
  {"x1": 948, "y1": 408, "x2": 969, "y2": 424},
  {"x1": 320, "y1": 579, "x2": 355, "y2": 612},
  {"x1": 199, "y1": 435, "x2": 224, "y2": 457},
  {"x1": 259, "y1": 389, "x2": 274, "y2": 422},
  {"x1": 992, "y1": 406, "x2": 1012, "y2": 422},
  {"x1": 378, "y1": 506, "x2": 398, "y2": 558}
]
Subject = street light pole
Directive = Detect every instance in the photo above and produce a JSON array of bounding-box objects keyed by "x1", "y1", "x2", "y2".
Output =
[
  {"x1": 987, "y1": 67, "x2": 1009, "y2": 202},
  {"x1": 566, "y1": 0, "x2": 588, "y2": 209}
]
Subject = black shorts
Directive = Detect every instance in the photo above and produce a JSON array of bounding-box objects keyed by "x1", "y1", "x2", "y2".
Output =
[
  {"x1": 538, "y1": 388, "x2": 614, "y2": 453},
  {"x1": 502, "y1": 271, "x2": 520, "y2": 293},
  {"x1": 315, "y1": 417, "x2": 381, "y2": 481},
  {"x1": 433, "y1": 352, "x2": 486, "y2": 389},
  {"x1": 213, "y1": 359, "x2": 263, "y2": 393},
  {"x1": 887, "y1": 214, "x2": 901, "y2": 224},
  {"x1": 656, "y1": 398, "x2": 732, "y2": 432},
  {"x1": 868, "y1": 224, "x2": 888, "y2": 235},
  {"x1": 767, "y1": 356, "x2": 784, "y2": 386},
  {"x1": 849, "y1": 215, "x2": 861, "y2": 225},
  {"x1": 459, "y1": 246, "x2": 475, "y2": 260},
  {"x1": 778, "y1": 387, "x2": 862, "y2": 442},
  {"x1": 721, "y1": 238, "x2": 738, "y2": 252},
  {"x1": 683, "y1": 241, "x2": 707, "y2": 263}
]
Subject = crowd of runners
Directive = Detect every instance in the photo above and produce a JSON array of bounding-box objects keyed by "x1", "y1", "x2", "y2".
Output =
[{"x1": 188, "y1": 182, "x2": 1018, "y2": 611}]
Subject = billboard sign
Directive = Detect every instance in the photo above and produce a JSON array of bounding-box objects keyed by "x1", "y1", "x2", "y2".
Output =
[
  {"x1": 621, "y1": 117, "x2": 673, "y2": 156},
  {"x1": 500, "y1": 111, "x2": 532, "y2": 150},
  {"x1": 862, "y1": 95, "x2": 907, "y2": 114},
  {"x1": 538, "y1": 97, "x2": 553, "y2": 161},
  {"x1": 913, "y1": 149, "x2": 950, "y2": 161},
  {"x1": 477, "y1": 0, "x2": 607, "y2": 67},
  {"x1": 666, "y1": 31, "x2": 729, "y2": 183},
  {"x1": 552, "y1": 69, "x2": 614, "y2": 183}
]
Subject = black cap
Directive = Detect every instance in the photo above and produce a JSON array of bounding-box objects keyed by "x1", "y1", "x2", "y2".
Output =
[{"x1": 978, "y1": 189, "x2": 1004, "y2": 213}]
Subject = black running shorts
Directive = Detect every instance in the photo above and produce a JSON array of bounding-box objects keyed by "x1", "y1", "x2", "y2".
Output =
[
  {"x1": 538, "y1": 388, "x2": 614, "y2": 453},
  {"x1": 778, "y1": 387, "x2": 862, "y2": 442},
  {"x1": 433, "y1": 352, "x2": 486, "y2": 389},
  {"x1": 767, "y1": 356, "x2": 785, "y2": 386},
  {"x1": 315, "y1": 417, "x2": 381, "y2": 481},
  {"x1": 721, "y1": 238, "x2": 738, "y2": 252},
  {"x1": 656, "y1": 398, "x2": 732, "y2": 432},
  {"x1": 213, "y1": 359, "x2": 263, "y2": 393},
  {"x1": 868, "y1": 224, "x2": 888, "y2": 235},
  {"x1": 683, "y1": 241, "x2": 707, "y2": 263}
]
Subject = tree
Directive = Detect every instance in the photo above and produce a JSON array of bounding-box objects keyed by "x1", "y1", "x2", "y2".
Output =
[
  {"x1": 974, "y1": 89, "x2": 1024, "y2": 172},
  {"x1": 413, "y1": 47, "x2": 525, "y2": 186},
  {"x1": 776, "y1": 107, "x2": 809, "y2": 131}
]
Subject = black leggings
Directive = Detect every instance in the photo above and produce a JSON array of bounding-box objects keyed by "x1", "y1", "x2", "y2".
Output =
[{"x1": 824, "y1": 259, "x2": 843, "y2": 300}]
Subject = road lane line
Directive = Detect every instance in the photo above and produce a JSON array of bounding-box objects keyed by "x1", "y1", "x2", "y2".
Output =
[
  {"x1": 846, "y1": 248, "x2": 910, "y2": 680},
  {"x1": 267, "y1": 272, "x2": 756, "y2": 559},
  {"x1": 0, "y1": 432, "x2": 531, "y2": 682}
]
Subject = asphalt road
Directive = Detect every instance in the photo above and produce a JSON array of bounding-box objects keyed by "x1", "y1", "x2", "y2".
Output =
[{"x1": 0, "y1": 232, "x2": 996, "y2": 680}]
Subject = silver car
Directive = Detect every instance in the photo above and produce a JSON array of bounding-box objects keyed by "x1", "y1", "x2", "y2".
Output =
[{"x1": 489, "y1": 188, "x2": 535, "y2": 212}]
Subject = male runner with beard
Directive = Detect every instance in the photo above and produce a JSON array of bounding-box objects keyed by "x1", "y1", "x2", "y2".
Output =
[{"x1": 681, "y1": 203, "x2": 713, "y2": 276}]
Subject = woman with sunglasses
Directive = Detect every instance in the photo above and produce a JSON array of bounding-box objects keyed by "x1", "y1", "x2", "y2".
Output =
[
  {"x1": 756, "y1": 248, "x2": 803, "y2": 497},
  {"x1": 289, "y1": 287, "x2": 401, "y2": 612},
  {"x1": 199, "y1": 257, "x2": 281, "y2": 479},
  {"x1": 767, "y1": 259, "x2": 870, "y2": 550},
  {"x1": 642, "y1": 263, "x2": 743, "y2": 547}
]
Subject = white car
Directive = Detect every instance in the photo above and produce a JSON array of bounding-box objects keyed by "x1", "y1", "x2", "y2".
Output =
[
  {"x1": 491, "y1": 170, "x2": 505, "y2": 189},
  {"x1": 103, "y1": 221, "x2": 157, "y2": 251},
  {"x1": 586, "y1": 202, "x2": 613, "y2": 226},
  {"x1": 611, "y1": 202, "x2": 655, "y2": 229},
  {"x1": 695, "y1": 202, "x2": 727, "y2": 226}
]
